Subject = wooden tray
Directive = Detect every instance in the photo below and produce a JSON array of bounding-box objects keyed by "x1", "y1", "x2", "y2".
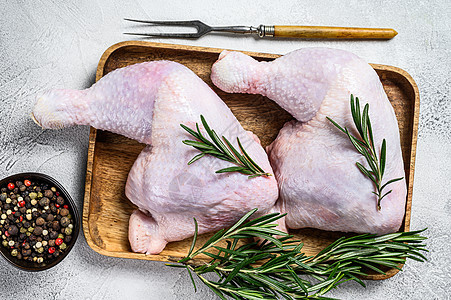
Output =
[{"x1": 83, "y1": 41, "x2": 420, "y2": 280}]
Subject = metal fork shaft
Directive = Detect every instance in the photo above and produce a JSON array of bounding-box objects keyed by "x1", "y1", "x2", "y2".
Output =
[{"x1": 210, "y1": 26, "x2": 258, "y2": 35}]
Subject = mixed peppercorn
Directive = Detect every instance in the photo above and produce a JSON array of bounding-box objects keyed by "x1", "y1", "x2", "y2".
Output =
[{"x1": 0, "y1": 179, "x2": 74, "y2": 264}]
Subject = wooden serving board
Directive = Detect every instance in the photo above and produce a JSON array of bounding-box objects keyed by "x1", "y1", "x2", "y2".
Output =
[{"x1": 83, "y1": 41, "x2": 420, "y2": 280}]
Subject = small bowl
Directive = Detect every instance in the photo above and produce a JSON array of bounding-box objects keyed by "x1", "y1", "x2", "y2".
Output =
[{"x1": 0, "y1": 173, "x2": 80, "y2": 271}]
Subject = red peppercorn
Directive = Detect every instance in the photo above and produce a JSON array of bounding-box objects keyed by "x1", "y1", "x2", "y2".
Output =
[
  {"x1": 63, "y1": 205, "x2": 69, "y2": 209},
  {"x1": 55, "y1": 203, "x2": 60, "y2": 208},
  {"x1": 55, "y1": 238, "x2": 63, "y2": 246},
  {"x1": 55, "y1": 192, "x2": 60, "y2": 196},
  {"x1": 5, "y1": 231, "x2": 10, "y2": 237},
  {"x1": 22, "y1": 242, "x2": 26, "y2": 246},
  {"x1": 18, "y1": 201, "x2": 25, "y2": 207},
  {"x1": 7, "y1": 183, "x2": 15, "y2": 190},
  {"x1": 19, "y1": 216, "x2": 23, "y2": 222},
  {"x1": 24, "y1": 180, "x2": 31, "y2": 187},
  {"x1": 48, "y1": 247, "x2": 55, "y2": 254}
]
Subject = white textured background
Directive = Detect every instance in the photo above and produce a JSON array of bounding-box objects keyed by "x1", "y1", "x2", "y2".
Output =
[{"x1": 1, "y1": 1, "x2": 450, "y2": 299}]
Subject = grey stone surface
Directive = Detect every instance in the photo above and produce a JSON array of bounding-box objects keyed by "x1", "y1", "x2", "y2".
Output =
[{"x1": 0, "y1": 0, "x2": 450, "y2": 299}]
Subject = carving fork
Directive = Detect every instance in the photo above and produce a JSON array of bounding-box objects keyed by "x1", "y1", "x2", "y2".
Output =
[{"x1": 124, "y1": 19, "x2": 397, "y2": 39}]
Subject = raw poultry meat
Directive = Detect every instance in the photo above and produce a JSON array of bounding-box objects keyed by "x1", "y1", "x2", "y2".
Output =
[
  {"x1": 211, "y1": 48, "x2": 407, "y2": 235},
  {"x1": 32, "y1": 61, "x2": 278, "y2": 254}
]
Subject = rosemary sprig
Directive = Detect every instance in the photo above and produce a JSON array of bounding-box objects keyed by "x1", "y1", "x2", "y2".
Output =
[
  {"x1": 326, "y1": 95, "x2": 404, "y2": 210},
  {"x1": 167, "y1": 209, "x2": 427, "y2": 300},
  {"x1": 181, "y1": 115, "x2": 271, "y2": 178}
]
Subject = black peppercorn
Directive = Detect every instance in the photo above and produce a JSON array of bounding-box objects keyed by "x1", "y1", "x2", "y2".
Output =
[
  {"x1": 44, "y1": 190, "x2": 53, "y2": 198},
  {"x1": 36, "y1": 217, "x2": 45, "y2": 226},
  {"x1": 22, "y1": 248, "x2": 31, "y2": 256},
  {"x1": 49, "y1": 231, "x2": 58, "y2": 239},
  {"x1": 46, "y1": 214, "x2": 54, "y2": 222},
  {"x1": 59, "y1": 208, "x2": 69, "y2": 217},
  {"x1": 39, "y1": 197, "x2": 50, "y2": 207},
  {"x1": 19, "y1": 185, "x2": 26, "y2": 192},
  {"x1": 34, "y1": 226, "x2": 43, "y2": 236},
  {"x1": 52, "y1": 221, "x2": 60, "y2": 231},
  {"x1": 56, "y1": 197, "x2": 64, "y2": 205},
  {"x1": 7, "y1": 225, "x2": 18, "y2": 236},
  {"x1": 60, "y1": 217, "x2": 70, "y2": 227}
]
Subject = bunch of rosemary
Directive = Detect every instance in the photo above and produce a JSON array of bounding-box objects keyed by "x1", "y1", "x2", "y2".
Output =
[{"x1": 167, "y1": 209, "x2": 427, "y2": 300}]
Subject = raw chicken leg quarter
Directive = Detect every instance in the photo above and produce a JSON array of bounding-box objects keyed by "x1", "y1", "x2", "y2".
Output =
[
  {"x1": 32, "y1": 60, "x2": 278, "y2": 254},
  {"x1": 211, "y1": 48, "x2": 407, "y2": 235}
]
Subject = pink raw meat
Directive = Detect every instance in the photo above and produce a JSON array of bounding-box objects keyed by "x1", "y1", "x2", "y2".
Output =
[
  {"x1": 211, "y1": 48, "x2": 406, "y2": 235},
  {"x1": 32, "y1": 61, "x2": 278, "y2": 254}
]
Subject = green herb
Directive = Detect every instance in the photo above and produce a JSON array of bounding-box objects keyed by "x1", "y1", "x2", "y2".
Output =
[
  {"x1": 181, "y1": 115, "x2": 271, "y2": 178},
  {"x1": 168, "y1": 209, "x2": 427, "y2": 300},
  {"x1": 326, "y1": 95, "x2": 404, "y2": 210}
]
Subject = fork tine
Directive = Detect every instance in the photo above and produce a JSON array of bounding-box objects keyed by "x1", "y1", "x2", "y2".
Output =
[
  {"x1": 123, "y1": 32, "x2": 200, "y2": 38},
  {"x1": 124, "y1": 18, "x2": 203, "y2": 27}
]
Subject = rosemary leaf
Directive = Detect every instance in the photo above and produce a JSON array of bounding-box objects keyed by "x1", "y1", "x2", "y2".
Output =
[
  {"x1": 186, "y1": 265, "x2": 197, "y2": 292},
  {"x1": 188, "y1": 153, "x2": 206, "y2": 165},
  {"x1": 380, "y1": 139, "x2": 387, "y2": 177},
  {"x1": 187, "y1": 218, "x2": 198, "y2": 258},
  {"x1": 216, "y1": 166, "x2": 254, "y2": 175},
  {"x1": 237, "y1": 137, "x2": 266, "y2": 174}
]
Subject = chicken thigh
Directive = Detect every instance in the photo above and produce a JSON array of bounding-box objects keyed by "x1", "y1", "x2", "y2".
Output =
[
  {"x1": 32, "y1": 61, "x2": 278, "y2": 254},
  {"x1": 211, "y1": 48, "x2": 406, "y2": 235}
]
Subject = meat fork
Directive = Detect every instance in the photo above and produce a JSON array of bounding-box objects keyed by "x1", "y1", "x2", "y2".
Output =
[{"x1": 124, "y1": 19, "x2": 397, "y2": 39}]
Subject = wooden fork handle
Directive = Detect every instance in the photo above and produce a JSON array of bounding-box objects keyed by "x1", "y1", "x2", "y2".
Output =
[{"x1": 273, "y1": 26, "x2": 397, "y2": 39}]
